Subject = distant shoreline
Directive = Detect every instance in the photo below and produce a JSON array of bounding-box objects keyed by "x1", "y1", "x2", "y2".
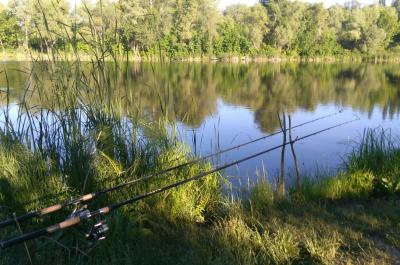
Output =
[{"x1": 1, "y1": 51, "x2": 400, "y2": 64}]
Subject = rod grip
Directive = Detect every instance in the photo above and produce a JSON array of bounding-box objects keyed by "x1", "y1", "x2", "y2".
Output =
[
  {"x1": 47, "y1": 217, "x2": 81, "y2": 233},
  {"x1": 40, "y1": 204, "x2": 62, "y2": 215}
]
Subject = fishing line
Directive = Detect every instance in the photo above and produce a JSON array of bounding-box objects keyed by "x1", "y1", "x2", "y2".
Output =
[
  {"x1": 0, "y1": 111, "x2": 342, "y2": 229},
  {"x1": 0, "y1": 117, "x2": 359, "y2": 249},
  {"x1": 25, "y1": 110, "x2": 342, "y2": 206}
]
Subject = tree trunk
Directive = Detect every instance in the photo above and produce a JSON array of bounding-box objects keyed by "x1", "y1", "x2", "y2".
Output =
[
  {"x1": 24, "y1": 17, "x2": 29, "y2": 50},
  {"x1": 0, "y1": 39, "x2": 5, "y2": 54}
]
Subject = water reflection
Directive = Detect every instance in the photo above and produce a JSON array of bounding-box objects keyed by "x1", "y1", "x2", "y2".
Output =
[
  {"x1": 115, "y1": 63, "x2": 400, "y2": 131},
  {"x1": 2, "y1": 62, "x2": 400, "y2": 129},
  {"x1": 1, "y1": 62, "x2": 400, "y2": 184}
]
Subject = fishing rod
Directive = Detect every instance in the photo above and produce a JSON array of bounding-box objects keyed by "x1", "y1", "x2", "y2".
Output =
[
  {"x1": 25, "y1": 110, "x2": 343, "y2": 207},
  {"x1": 0, "y1": 111, "x2": 342, "y2": 229},
  {"x1": 0, "y1": 117, "x2": 359, "y2": 249}
]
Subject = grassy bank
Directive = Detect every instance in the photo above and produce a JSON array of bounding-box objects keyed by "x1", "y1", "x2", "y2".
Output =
[{"x1": 0, "y1": 122, "x2": 399, "y2": 264}]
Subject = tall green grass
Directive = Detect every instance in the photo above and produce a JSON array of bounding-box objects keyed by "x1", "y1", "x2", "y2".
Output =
[
  {"x1": 347, "y1": 128, "x2": 397, "y2": 172},
  {"x1": 346, "y1": 128, "x2": 400, "y2": 195},
  {"x1": 294, "y1": 128, "x2": 400, "y2": 202}
]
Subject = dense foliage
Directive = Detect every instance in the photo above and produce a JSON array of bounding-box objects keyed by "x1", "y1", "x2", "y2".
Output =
[
  {"x1": 1, "y1": 0, "x2": 400, "y2": 58},
  {"x1": 0, "y1": 0, "x2": 400, "y2": 58}
]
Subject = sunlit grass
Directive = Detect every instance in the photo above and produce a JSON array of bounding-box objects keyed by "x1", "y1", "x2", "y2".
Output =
[{"x1": 298, "y1": 171, "x2": 375, "y2": 201}]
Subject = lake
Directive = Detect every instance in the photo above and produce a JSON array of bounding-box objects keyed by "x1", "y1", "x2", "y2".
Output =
[{"x1": 1, "y1": 61, "x2": 400, "y2": 187}]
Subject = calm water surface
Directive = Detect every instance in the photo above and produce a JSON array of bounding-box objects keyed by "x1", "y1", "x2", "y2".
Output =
[{"x1": 1, "y1": 62, "x2": 400, "y2": 186}]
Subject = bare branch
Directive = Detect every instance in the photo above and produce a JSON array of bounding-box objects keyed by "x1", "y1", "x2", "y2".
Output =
[{"x1": 289, "y1": 115, "x2": 300, "y2": 189}]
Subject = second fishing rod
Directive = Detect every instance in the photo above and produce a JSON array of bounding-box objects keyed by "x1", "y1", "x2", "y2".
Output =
[
  {"x1": 0, "y1": 117, "x2": 359, "y2": 249},
  {"x1": 0, "y1": 111, "x2": 341, "y2": 229}
]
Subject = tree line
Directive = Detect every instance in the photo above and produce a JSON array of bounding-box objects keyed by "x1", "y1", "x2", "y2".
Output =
[{"x1": 1, "y1": 0, "x2": 400, "y2": 58}]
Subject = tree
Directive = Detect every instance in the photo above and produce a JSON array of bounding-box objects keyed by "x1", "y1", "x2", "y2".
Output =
[
  {"x1": 31, "y1": 0, "x2": 70, "y2": 51},
  {"x1": 391, "y1": 0, "x2": 400, "y2": 45},
  {"x1": 393, "y1": 0, "x2": 400, "y2": 16},
  {"x1": 376, "y1": 7, "x2": 399, "y2": 47},
  {"x1": 214, "y1": 16, "x2": 247, "y2": 55},
  {"x1": 339, "y1": 9, "x2": 363, "y2": 50},
  {"x1": 117, "y1": 0, "x2": 146, "y2": 51},
  {"x1": 224, "y1": 3, "x2": 268, "y2": 52},
  {"x1": 296, "y1": 4, "x2": 341, "y2": 55},
  {"x1": 170, "y1": 0, "x2": 220, "y2": 56},
  {"x1": 76, "y1": 0, "x2": 122, "y2": 52},
  {"x1": 135, "y1": 0, "x2": 174, "y2": 54},
  {"x1": 193, "y1": 0, "x2": 221, "y2": 55},
  {"x1": 9, "y1": 0, "x2": 33, "y2": 49},
  {"x1": 0, "y1": 4, "x2": 21, "y2": 50},
  {"x1": 9, "y1": 0, "x2": 70, "y2": 52},
  {"x1": 263, "y1": 0, "x2": 307, "y2": 54}
]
